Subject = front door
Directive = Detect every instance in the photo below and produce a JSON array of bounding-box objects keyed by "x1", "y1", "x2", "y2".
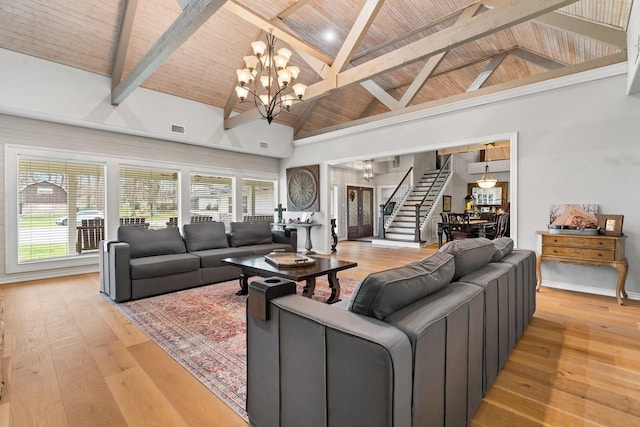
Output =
[{"x1": 347, "y1": 186, "x2": 373, "y2": 240}]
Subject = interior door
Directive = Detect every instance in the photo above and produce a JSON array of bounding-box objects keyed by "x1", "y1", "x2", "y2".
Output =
[{"x1": 347, "y1": 186, "x2": 374, "y2": 239}]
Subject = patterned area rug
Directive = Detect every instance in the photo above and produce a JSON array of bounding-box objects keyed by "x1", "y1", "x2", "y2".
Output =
[{"x1": 115, "y1": 277, "x2": 359, "y2": 420}]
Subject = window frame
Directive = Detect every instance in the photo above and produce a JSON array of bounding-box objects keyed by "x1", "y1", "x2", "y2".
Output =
[{"x1": 5, "y1": 145, "x2": 107, "y2": 273}]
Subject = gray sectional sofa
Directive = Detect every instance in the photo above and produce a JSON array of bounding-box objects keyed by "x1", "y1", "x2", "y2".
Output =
[
  {"x1": 246, "y1": 237, "x2": 536, "y2": 427},
  {"x1": 99, "y1": 221, "x2": 297, "y2": 302}
]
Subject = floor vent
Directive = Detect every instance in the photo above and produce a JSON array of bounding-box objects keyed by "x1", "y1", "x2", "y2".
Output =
[{"x1": 171, "y1": 124, "x2": 185, "y2": 134}]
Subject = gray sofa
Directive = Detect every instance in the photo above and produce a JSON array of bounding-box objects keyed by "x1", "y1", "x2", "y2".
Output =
[
  {"x1": 246, "y1": 237, "x2": 536, "y2": 427},
  {"x1": 99, "y1": 221, "x2": 297, "y2": 302}
]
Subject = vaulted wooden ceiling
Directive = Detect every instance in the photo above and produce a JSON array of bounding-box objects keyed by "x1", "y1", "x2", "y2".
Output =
[{"x1": 0, "y1": 0, "x2": 633, "y2": 139}]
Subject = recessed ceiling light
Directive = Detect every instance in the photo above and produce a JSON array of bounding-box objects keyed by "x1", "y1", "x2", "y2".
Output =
[{"x1": 324, "y1": 30, "x2": 336, "y2": 42}]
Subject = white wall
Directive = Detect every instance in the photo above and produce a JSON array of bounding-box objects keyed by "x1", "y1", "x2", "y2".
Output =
[
  {"x1": 285, "y1": 65, "x2": 640, "y2": 299},
  {"x1": 0, "y1": 48, "x2": 294, "y2": 158}
]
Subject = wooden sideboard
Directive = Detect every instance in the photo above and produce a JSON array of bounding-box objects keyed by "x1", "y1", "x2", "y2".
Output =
[{"x1": 536, "y1": 231, "x2": 628, "y2": 305}]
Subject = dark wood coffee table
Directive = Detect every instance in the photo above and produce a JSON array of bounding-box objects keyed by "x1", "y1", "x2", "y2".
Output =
[{"x1": 222, "y1": 255, "x2": 357, "y2": 303}]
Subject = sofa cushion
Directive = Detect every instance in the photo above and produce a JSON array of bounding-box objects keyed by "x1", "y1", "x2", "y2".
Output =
[
  {"x1": 183, "y1": 221, "x2": 229, "y2": 251},
  {"x1": 129, "y1": 253, "x2": 200, "y2": 279},
  {"x1": 439, "y1": 238, "x2": 496, "y2": 280},
  {"x1": 349, "y1": 252, "x2": 455, "y2": 320},
  {"x1": 118, "y1": 226, "x2": 187, "y2": 259},
  {"x1": 230, "y1": 222, "x2": 273, "y2": 247},
  {"x1": 192, "y1": 247, "x2": 254, "y2": 268},
  {"x1": 491, "y1": 237, "x2": 514, "y2": 262}
]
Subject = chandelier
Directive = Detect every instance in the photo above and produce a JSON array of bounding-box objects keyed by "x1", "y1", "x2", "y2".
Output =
[
  {"x1": 476, "y1": 144, "x2": 497, "y2": 189},
  {"x1": 235, "y1": 31, "x2": 307, "y2": 124},
  {"x1": 362, "y1": 160, "x2": 374, "y2": 182},
  {"x1": 477, "y1": 162, "x2": 497, "y2": 189}
]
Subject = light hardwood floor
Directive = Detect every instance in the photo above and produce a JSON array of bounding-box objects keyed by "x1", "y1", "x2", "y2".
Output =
[{"x1": 1, "y1": 241, "x2": 639, "y2": 426}]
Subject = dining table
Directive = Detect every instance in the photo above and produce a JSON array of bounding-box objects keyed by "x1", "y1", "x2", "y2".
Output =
[{"x1": 437, "y1": 219, "x2": 496, "y2": 247}]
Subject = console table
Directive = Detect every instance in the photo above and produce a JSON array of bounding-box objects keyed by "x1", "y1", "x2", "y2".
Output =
[
  {"x1": 536, "y1": 231, "x2": 628, "y2": 305},
  {"x1": 280, "y1": 223, "x2": 322, "y2": 255}
]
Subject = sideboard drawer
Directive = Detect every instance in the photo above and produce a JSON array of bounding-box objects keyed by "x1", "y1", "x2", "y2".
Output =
[
  {"x1": 541, "y1": 235, "x2": 615, "y2": 249},
  {"x1": 541, "y1": 246, "x2": 615, "y2": 261}
]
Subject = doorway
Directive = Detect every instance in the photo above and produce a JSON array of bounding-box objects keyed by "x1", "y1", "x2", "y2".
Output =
[{"x1": 347, "y1": 185, "x2": 373, "y2": 240}]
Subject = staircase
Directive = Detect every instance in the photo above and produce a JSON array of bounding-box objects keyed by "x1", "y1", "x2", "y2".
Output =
[{"x1": 373, "y1": 156, "x2": 452, "y2": 248}]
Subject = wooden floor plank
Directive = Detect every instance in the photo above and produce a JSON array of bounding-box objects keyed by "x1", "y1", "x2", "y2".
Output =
[
  {"x1": 128, "y1": 340, "x2": 247, "y2": 427},
  {"x1": 2, "y1": 241, "x2": 640, "y2": 426},
  {"x1": 105, "y1": 366, "x2": 189, "y2": 427}
]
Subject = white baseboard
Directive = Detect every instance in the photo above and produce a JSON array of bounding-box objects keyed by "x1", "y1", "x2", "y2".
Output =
[
  {"x1": 0, "y1": 265, "x2": 99, "y2": 285},
  {"x1": 540, "y1": 280, "x2": 640, "y2": 301}
]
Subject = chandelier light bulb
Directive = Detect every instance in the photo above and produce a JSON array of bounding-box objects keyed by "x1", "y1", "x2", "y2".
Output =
[
  {"x1": 277, "y1": 47, "x2": 292, "y2": 61},
  {"x1": 251, "y1": 40, "x2": 266, "y2": 56},
  {"x1": 292, "y1": 82, "x2": 307, "y2": 99},
  {"x1": 243, "y1": 55, "x2": 259, "y2": 71},
  {"x1": 235, "y1": 86, "x2": 248, "y2": 101},
  {"x1": 273, "y1": 54, "x2": 288, "y2": 69},
  {"x1": 287, "y1": 66, "x2": 300, "y2": 80},
  {"x1": 278, "y1": 69, "x2": 291, "y2": 86},
  {"x1": 260, "y1": 75, "x2": 271, "y2": 89},
  {"x1": 259, "y1": 94, "x2": 270, "y2": 106},
  {"x1": 236, "y1": 69, "x2": 253, "y2": 86}
]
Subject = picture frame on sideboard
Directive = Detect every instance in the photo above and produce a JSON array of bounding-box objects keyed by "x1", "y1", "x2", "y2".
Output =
[{"x1": 598, "y1": 214, "x2": 624, "y2": 236}]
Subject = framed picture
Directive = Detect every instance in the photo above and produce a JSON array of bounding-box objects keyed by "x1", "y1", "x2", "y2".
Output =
[
  {"x1": 442, "y1": 195, "x2": 451, "y2": 212},
  {"x1": 598, "y1": 214, "x2": 624, "y2": 236}
]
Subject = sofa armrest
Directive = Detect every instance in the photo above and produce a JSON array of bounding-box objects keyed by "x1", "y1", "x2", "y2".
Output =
[
  {"x1": 247, "y1": 284, "x2": 412, "y2": 427},
  {"x1": 271, "y1": 228, "x2": 297, "y2": 251},
  {"x1": 99, "y1": 240, "x2": 133, "y2": 302}
]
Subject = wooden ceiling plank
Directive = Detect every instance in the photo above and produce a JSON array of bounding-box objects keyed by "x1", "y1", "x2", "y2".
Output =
[
  {"x1": 467, "y1": 52, "x2": 508, "y2": 91},
  {"x1": 296, "y1": 51, "x2": 625, "y2": 141},
  {"x1": 111, "y1": 0, "x2": 229, "y2": 105},
  {"x1": 111, "y1": 0, "x2": 138, "y2": 90},
  {"x1": 293, "y1": 99, "x2": 319, "y2": 136},
  {"x1": 332, "y1": 0, "x2": 386, "y2": 73},
  {"x1": 352, "y1": 2, "x2": 470, "y2": 62},
  {"x1": 399, "y1": 2, "x2": 483, "y2": 108},
  {"x1": 510, "y1": 47, "x2": 565, "y2": 69},
  {"x1": 279, "y1": 0, "x2": 312, "y2": 19},
  {"x1": 317, "y1": 0, "x2": 581, "y2": 97},
  {"x1": 534, "y1": 11, "x2": 627, "y2": 49},
  {"x1": 224, "y1": 1, "x2": 334, "y2": 65}
]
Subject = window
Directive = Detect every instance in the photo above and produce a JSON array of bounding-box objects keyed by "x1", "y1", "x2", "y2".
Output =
[
  {"x1": 242, "y1": 179, "x2": 276, "y2": 221},
  {"x1": 17, "y1": 158, "x2": 105, "y2": 262},
  {"x1": 119, "y1": 167, "x2": 179, "y2": 229},
  {"x1": 190, "y1": 174, "x2": 233, "y2": 228}
]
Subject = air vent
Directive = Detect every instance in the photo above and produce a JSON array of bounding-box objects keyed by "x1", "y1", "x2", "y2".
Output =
[
  {"x1": 171, "y1": 124, "x2": 185, "y2": 134},
  {"x1": 260, "y1": 142, "x2": 269, "y2": 149}
]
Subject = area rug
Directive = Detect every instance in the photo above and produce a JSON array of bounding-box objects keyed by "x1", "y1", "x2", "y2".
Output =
[{"x1": 114, "y1": 277, "x2": 359, "y2": 420}]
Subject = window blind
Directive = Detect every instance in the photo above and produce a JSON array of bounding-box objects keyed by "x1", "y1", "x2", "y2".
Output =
[
  {"x1": 190, "y1": 174, "x2": 233, "y2": 228},
  {"x1": 119, "y1": 167, "x2": 179, "y2": 229},
  {"x1": 242, "y1": 179, "x2": 276, "y2": 221},
  {"x1": 17, "y1": 158, "x2": 105, "y2": 261}
]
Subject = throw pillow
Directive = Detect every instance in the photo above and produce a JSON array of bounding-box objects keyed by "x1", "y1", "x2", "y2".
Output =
[
  {"x1": 491, "y1": 237, "x2": 514, "y2": 261},
  {"x1": 183, "y1": 221, "x2": 229, "y2": 251},
  {"x1": 229, "y1": 222, "x2": 273, "y2": 247},
  {"x1": 439, "y1": 238, "x2": 496, "y2": 280},
  {"x1": 349, "y1": 252, "x2": 455, "y2": 320},
  {"x1": 118, "y1": 226, "x2": 187, "y2": 259}
]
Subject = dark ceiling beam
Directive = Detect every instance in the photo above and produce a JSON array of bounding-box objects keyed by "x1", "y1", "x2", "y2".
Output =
[
  {"x1": 112, "y1": 0, "x2": 228, "y2": 105},
  {"x1": 111, "y1": 0, "x2": 138, "y2": 91}
]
